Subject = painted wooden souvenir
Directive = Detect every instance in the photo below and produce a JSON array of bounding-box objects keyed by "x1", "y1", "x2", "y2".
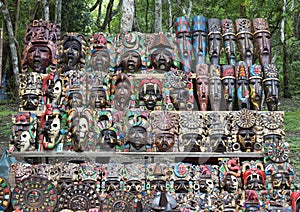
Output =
[
  {"x1": 178, "y1": 111, "x2": 206, "y2": 152},
  {"x1": 253, "y1": 18, "x2": 271, "y2": 66},
  {"x1": 101, "y1": 163, "x2": 124, "y2": 195},
  {"x1": 249, "y1": 64, "x2": 263, "y2": 110},
  {"x1": 123, "y1": 109, "x2": 152, "y2": 152},
  {"x1": 88, "y1": 32, "x2": 114, "y2": 73},
  {"x1": 232, "y1": 109, "x2": 261, "y2": 152},
  {"x1": 86, "y1": 71, "x2": 110, "y2": 109},
  {"x1": 12, "y1": 176, "x2": 58, "y2": 211},
  {"x1": 101, "y1": 190, "x2": 135, "y2": 211},
  {"x1": 65, "y1": 88, "x2": 85, "y2": 110},
  {"x1": 205, "y1": 112, "x2": 229, "y2": 152},
  {"x1": 174, "y1": 16, "x2": 193, "y2": 73},
  {"x1": 22, "y1": 19, "x2": 60, "y2": 74},
  {"x1": 241, "y1": 190, "x2": 269, "y2": 212},
  {"x1": 150, "y1": 111, "x2": 179, "y2": 152},
  {"x1": 195, "y1": 64, "x2": 209, "y2": 111},
  {"x1": 221, "y1": 19, "x2": 237, "y2": 65},
  {"x1": 207, "y1": 18, "x2": 222, "y2": 65},
  {"x1": 40, "y1": 104, "x2": 67, "y2": 151},
  {"x1": 164, "y1": 69, "x2": 194, "y2": 111},
  {"x1": 10, "y1": 112, "x2": 37, "y2": 152},
  {"x1": 19, "y1": 72, "x2": 43, "y2": 111},
  {"x1": 146, "y1": 32, "x2": 178, "y2": 73},
  {"x1": 221, "y1": 65, "x2": 236, "y2": 111},
  {"x1": 110, "y1": 73, "x2": 135, "y2": 111},
  {"x1": 95, "y1": 109, "x2": 123, "y2": 151},
  {"x1": 242, "y1": 160, "x2": 266, "y2": 190},
  {"x1": 10, "y1": 163, "x2": 34, "y2": 184},
  {"x1": 79, "y1": 162, "x2": 102, "y2": 182},
  {"x1": 263, "y1": 64, "x2": 280, "y2": 111},
  {"x1": 0, "y1": 177, "x2": 11, "y2": 211},
  {"x1": 219, "y1": 158, "x2": 241, "y2": 193},
  {"x1": 208, "y1": 64, "x2": 222, "y2": 111},
  {"x1": 58, "y1": 32, "x2": 87, "y2": 74},
  {"x1": 192, "y1": 15, "x2": 207, "y2": 66},
  {"x1": 265, "y1": 161, "x2": 294, "y2": 190},
  {"x1": 235, "y1": 18, "x2": 254, "y2": 67},
  {"x1": 146, "y1": 162, "x2": 172, "y2": 192},
  {"x1": 42, "y1": 72, "x2": 64, "y2": 108},
  {"x1": 291, "y1": 191, "x2": 300, "y2": 212},
  {"x1": 123, "y1": 163, "x2": 146, "y2": 195},
  {"x1": 236, "y1": 61, "x2": 250, "y2": 109},
  {"x1": 58, "y1": 183, "x2": 101, "y2": 211},
  {"x1": 114, "y1": 32, "x2": 145, "y2": 73},
  {"x1": 137, "y1": 75, "x2": 163, "y2": 111}
]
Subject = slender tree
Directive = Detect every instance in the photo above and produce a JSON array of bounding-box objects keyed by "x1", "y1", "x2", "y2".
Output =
[
  {"x1": 42, "y1": 0, "x2": 49, "y2": 21},
  {"x1": 55, "y1": 0, "x2": 62, "y2": 26},
  {"x1": 154, "y1": 0, "x2": 162, "y2": 32},
  {"x1": 0, "y1": 1, "x2": 19, "y2": 86},
  {"x1": 120, "y1": 0, "x2": 134, "y2": 33}
]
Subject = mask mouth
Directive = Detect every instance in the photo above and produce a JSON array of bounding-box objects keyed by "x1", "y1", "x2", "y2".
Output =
[{"x1": 263, "y1": 47, "x2": 269, "y2": 54}]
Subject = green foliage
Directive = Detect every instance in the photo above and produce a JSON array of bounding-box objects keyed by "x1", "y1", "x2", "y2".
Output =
[
  {"x1": 285, "y1": 111, "x2": 300, "y2": 133},
  {"x1": 61, "y1": 0, "x2": 93, "y2": 35}
]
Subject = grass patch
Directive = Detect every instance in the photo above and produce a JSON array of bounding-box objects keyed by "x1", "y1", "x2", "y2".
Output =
[{"x1": 285, "y1": 111, "x2": 300, "y2": 133}]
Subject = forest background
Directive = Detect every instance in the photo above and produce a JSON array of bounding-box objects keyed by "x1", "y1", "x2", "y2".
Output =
[{"x1": 0, "y1": 0, "x2": 299, "y2": 184}]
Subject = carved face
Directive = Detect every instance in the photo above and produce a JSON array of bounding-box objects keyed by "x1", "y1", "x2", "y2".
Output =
[
  {"x1": 170, "y1": 88, "x2": 190, "y2": 110},
  {"x1": 90, "y1": 50, "x2": 110, "y2": 72},
  {"x1": 46, "y1": 80, "x2": 62, "y2": 105},
  {"x1": 176, "y1": 31, "x2": 192, "y2": 72},
  {"x1": 105, "y1": 179, "x2": 120, "y2": 192},
  {"x1": 272, "y1": 173, "x2": 290, "y2": 189},
  {"x1": 224, "y1": 175, "x2": 239, "y2": 192},
  {"x1": 155, "y1": 133, "x2": 174, "y2": 152},
  {"x1": 263, "y1": 79, "x2": 279, "y2": 111},
  {"x1": 245, "y1": 173, "x2": 265, "y2": 190},
  {"x1": 181, "y1": 133, "x2": 202, "y2": 152},
  {"x1": 151, "y1": 49, "x2": 173, "y2": 72},
  {"x1": 236, "y1": 32, "x2": 254, "y2": 67},
  {"x1": 210, "y1": 133, "x2": 226, "y2": 152},
  {"x1": 19, "y1": 131, "x2": 32, "y2": 151},
  {"x1": 27, "y1": 45, "x2": 52, "y2": 73},
  {"x1": 68, "y1": 92, "x2": 83, "y2": 108},
  {"x1": 139, "y1": 85, "x2": 162, "y2": 110},
  {"x1": 151, "y1": 179, "x2": 166, "y2": 191},
  {"x1": 254, "y1": 31, "x2": 271, "y2": 66},
  {"x1": 238, "y1": 129, "x2": 256, "y2": 152},
  {"x1": 192, "y1": 30, "x2": 207, "y2": 65},
  {"x1": 196, "y1": 76, "x2": 209, "y2": 111},
  {"x1": 236, "y1": 78, "x2": 250, "y2": 109},
  {"x1": 21, "y1": 94, "x2": 39, "y2": 110},
  {"x1": 208, "y1": 33, "x2": 222, "y2": 64},
  {"x1": 127, "y1": 126, "x2": 147, "y2": 149},
  {"x1": 63, "y1": 39, "x2": 82, "y2": 68},
  {"x1": 126, "y1": 180, "x2": 143, "y2": 194},
  {"x1": 89, "y1": 89, "x2": 107, "y2": 109},
  {"x1": 174, "y1": 180, "x2": 189, "y2": 193},
  {"x1": 120, "y1": 50, "x2": 141, "y2": 73},
  {"x1": 44, "y1": 116, "x2": 61, "y2": 145},
  {"x1": 222, "y1": 78, "x2": 235, "y2": 111},
  {"x1": 101, "y1": 129, "x2": 118, "y2": 148},
  {"x1": 114, "y1": 79, "x2": 132, "y2": 110},
  {"x1": 249, "y1": 78, "x2": 262, "y2": 110},
  {"x1": 77, "y1": 117, "x2": 89, "y2": 145},
  {"x1": 209, "y1": 78, "x2": 222, "y2": 111},
  {"x1": 223, "y1": 34, "x2": 237, "y2": 65}
]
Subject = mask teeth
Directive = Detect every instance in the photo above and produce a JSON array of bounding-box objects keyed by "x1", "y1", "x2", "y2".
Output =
[
  {"x1": 154, "y1": 84, "x2": 157, "y2": 93},
  {"x1": 144, "y1": 84, "x2": 146, "y2": 94}
]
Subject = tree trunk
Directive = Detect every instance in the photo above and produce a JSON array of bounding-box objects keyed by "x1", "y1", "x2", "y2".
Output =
[
  {"x1": 96, "y1": 0, "x2": 103, "y2": 31},
  {"x1": 120, "y1": 0, "x2": 134, "y2": 33},
  {"x1": 15, "y1": 0, "x2": 20, "y2": 40},
  {"x1": 100, "y1": 0, "x2": 114, "y2": 32},
  {"x1": 0, "y1": 2, "x2": 19, "y2": 86},
  {"x1": 31, "y1": 0, "x2": 40, "y2": 21},
  {"x1": 168, "y1": 0, "x2": 172, "y2": 32},
  {"x1": 281, "y1": 0, "x2": 291, "y2": 98},
  {"x1": 154, "y1": 0, "x2": 162, "y2": 32},
  {"x1": 42, "y1": 0, "x2": 50, "y2": 21},
  {"x1": 55, "y1": 0, "x2": 62, "y2": 26}
]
